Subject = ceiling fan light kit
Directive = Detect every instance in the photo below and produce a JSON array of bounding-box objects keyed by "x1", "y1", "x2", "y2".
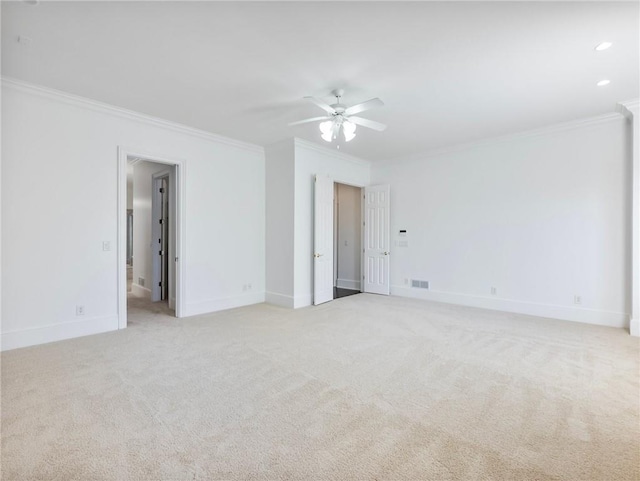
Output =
[{"x1": 289, "y1": 89, "x2": 386, "y2": 143}]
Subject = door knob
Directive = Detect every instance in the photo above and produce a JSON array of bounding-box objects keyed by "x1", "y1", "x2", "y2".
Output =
[
  {"x1": 383, "y1": 251, "x2": 390, "y2": 255},
  {"x1": 314, "y1": 253, "x2": 323, "y2": 258}
]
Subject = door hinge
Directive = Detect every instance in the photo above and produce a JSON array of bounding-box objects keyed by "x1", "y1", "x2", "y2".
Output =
[
  {"x1": 159, "y1": 219, "x2": 163, "y2": 224},
  {"x1": 159, "y1": 250, "x2": 164, "y2": 256},
  {"x1": 158, "y1": 281, "x2": 162, "y2": 287}
]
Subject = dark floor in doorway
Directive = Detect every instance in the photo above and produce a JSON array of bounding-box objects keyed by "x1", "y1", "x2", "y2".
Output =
[{"x1": 334, "y1": 287, "x2": 360, "y2": 299}]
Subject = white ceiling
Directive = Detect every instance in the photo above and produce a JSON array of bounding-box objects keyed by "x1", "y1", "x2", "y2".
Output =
[{"x1": 2, "y1": 1, "x2": 638, "y2": 161}]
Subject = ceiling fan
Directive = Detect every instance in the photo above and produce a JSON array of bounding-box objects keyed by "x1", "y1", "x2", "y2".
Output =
[{"x1": 289, "y1": 89, "x2": 386, "y2": 143}]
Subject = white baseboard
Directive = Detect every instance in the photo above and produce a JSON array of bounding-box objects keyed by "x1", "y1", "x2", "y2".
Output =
[
  {"x1": 266, "y1": 291, "x2": 295, "y2": 308},
  {"x1": 131, "y1": 283, "x2": 151, "y2": 299},
  {"x1": 266, "y1": 291, "x2": 314, "y2": 309},
  {"x1": 336, "y1": 278, "x2": 361, "y2": 290},
  {"x1": 630, "y1": 318, "x2": 639, "y2": 337},
  {"x1": 184, "y1": 291, "x2": 265, "y2": 317},
  {"x1": 391, "y1": 286, "x2": 629, "y2": 329},
  {"x1": 293, "y1": 293, "x2": 312, "y2": 309},
  {"x1": 1, "y1": 315, "x2": 118, "y2": 351}
]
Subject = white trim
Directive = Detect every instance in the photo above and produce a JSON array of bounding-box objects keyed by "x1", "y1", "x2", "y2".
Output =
[
  {"x1": 617, "y1": 98, "x2": 640, "y2": 114},
  {"x1": 130, "y1": 283, "x2": 151, "y2": 299},
  {"x1": 380, "y1": 112, "x2": 625, "y2": 166},
  {"x1": 1, "y1": 77, "x2": 264, "y2": 155},
  {"x1": 293, "y1": 294, "x2": 313, "y2": 309},
  {"x1": 390, "y1": 286, "x2": 629, "y2": 329},
  {"x1": 294, "y1": 137, "x2": 371, "y2": 167},
  {"x1": 336, "y1": 278, "x2": 361, "y2": 290},
  {"x1": 616, "y1": 99, "x2": 640, "y2": 337},
  {"x1": 630, "y1": 319, "x2": 640, "y2": 337},
  {"x1": 184, "y1": 292, "x2": 265, "y2": 317},
  {"x1": 266, "y1": 291, "x2": 295, "y2": 308},
  {"x1": 1, "y1": 316, "x2": 118, "y2": 352},
  {"x1": 118, "y1": 146, "x2": 187, "y2": 329}
]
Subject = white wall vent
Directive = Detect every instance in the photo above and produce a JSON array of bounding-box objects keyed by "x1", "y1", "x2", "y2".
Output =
[{"x1": 411, "y1": 279, "x2": 429, "y2": 289}]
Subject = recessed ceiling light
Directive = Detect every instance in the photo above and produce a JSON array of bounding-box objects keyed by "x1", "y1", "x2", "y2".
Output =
[
  {"x1": 597, "y1": 79, "x2": 611, "y2": 87},
  {"x1": 595, "y1": 42, "x2": 612, "y2": 51}
]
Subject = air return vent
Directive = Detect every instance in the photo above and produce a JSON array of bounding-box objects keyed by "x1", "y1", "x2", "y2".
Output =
[
  {"x1": 411, "y1": 279, "x2": 429, "y2": 289},
  {"x1": 138, "y1": 277, "x2": 145, "y2": 287}
]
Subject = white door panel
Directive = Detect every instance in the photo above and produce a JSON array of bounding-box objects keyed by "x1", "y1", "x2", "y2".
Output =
[
  {"x1": 364, "y1": 184, "x2": 390, "y2": 295},
  {"x1": 314, "y1": 175, "x2": 334, "y2": 305}
]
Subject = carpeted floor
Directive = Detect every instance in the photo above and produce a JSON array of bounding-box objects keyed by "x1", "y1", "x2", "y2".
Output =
[{"x1": 2, "y1": 294, "x2": 639, "y2": 480}]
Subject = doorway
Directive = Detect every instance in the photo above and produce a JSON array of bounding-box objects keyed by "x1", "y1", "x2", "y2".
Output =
[
  {"x1": 333, "y1": 182, "x2": 362, "y2": 299},
  {"x1": 313, "y1": 175, "x2": 390, "y2": 306},
  {"x1": 126, "y1": 159, "x2": 176, "y2": 318},
  {"x1": 118, "y1": 147, "x2": 184, "y2": 329}
]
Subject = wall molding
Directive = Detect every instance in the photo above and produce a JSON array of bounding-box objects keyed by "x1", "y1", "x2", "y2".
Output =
[
  {"x1": 266, "y1": 291, "x2": 295, "y2": 308},
  {"x1": 294, "y1": 137, "x2": 371, "y2": 167},
  {"x1": 616, "y1": 98, "x2": 640, "y2": 116},
  {"x1": 130, "y1": 283, "x2": 151, "y2": 299},
  {"x1": 380, "y1": 111, "x2": 626, "y2": 167},
  {"x1": 293, "y1": 293, "x2": 313, "y2": 309},
  {"x1": 1, "y1": 76, "x2": 264, "y2": 155},
  {"x1": 184, "y1": 291, "x2": 266, "y2": 317},
  {"x1": 336, "y1": 278, "x2": 361, "y2": 291},
  {"x1": 390, "y1": 286, "x2": 629, "y2": 329},
  {"x1": 1, "y1": 315, "x2": 118, "y2": 351}
]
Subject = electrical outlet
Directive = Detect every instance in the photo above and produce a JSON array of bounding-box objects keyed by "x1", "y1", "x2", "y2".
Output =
[
  {"x1": 102, "y1": 241, "x2": 111, "y2": 251},
  {"x1": 76, "y1": 305, "x2": 85, "y2": 316},
  {"x1": 404, "y1": 278, "x2": 409, "y2": 285},
  {"x1": 243, "y1": 284, "x2": 247, "y2": 292},
  {"x1": 574, "y1": 295, "x2": 582, "y2": 305},
  {"x1": 491, "y1": 287, "x2": 497, "y2": 295}
]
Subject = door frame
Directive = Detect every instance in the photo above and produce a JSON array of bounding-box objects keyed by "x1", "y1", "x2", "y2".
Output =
[
  {"x1": 117, "y1": 146, "x2": 186, "y2": 328},
  {"x1": 313, "y1": 176, "x2": 366, "y2": 305}
]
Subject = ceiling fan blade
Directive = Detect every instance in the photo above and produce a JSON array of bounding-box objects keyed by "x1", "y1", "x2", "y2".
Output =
[
  {"x1": 288, "y1": 116, "x2": 331, "y2": 127},
  {"x1": 344, "y1": 98, "x2": 384, "y2": 116},
  {"x1": 348, "y1": 116, "x2": 387, "y2": 132},
  {"x1": 304, "y1": 96, "x2": 336, "y2": 114}
]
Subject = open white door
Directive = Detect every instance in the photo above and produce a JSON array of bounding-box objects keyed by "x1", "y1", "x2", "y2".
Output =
[
  {"x1": 363, "y1": 184, "x2": 390, "y2": 295},
  {"x1": 314, "y1": 175, "x2": 334, "y2": 305}
]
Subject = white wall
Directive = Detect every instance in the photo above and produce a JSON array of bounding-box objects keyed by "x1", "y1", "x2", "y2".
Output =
[
  {"x1": 335, "y1": 182, "x2": 362, "y2": 290},
  {"x1": 1, "y1": 80, "x2": 265, "y2": 350},
  {"x1": 293, "y1": 140, "x2": 370, "y2": 307},
  {"x1": 372, "y1": 116, "x2": 631, "y2": 327},
  {"x1": 265, "y1": 140, "x2": 295, "y2": 307}
]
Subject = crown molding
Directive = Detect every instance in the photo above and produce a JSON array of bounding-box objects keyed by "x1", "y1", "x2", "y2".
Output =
[
  {"x1": 379, "y1": 111, "x2": 625, "y2": 167},
  {"x1": 616, "y1": 98, "x2": 640, "y2": 118},
  {"x1": 1, "y1": 76, "x2": 264, "y2": 155},
  {"x1": 293, "y1": 137, "x2": 371, "y2": 167}
]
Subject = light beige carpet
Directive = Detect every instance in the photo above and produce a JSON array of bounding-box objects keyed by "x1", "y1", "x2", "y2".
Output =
[{"x1": 2, "y1": 294, "x2": 639, "y2": 480}]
